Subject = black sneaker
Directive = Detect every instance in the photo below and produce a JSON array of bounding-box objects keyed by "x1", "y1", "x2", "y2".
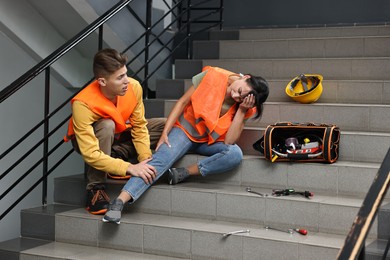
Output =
[
  {"x1": 86, "y1": 184, "x2": 110, "y2": 215},
  {"x1": 102, "y1": 198, "x2": 124, "y2": 224},
  {"x1": 168, "y1": 168, "x2": 190, "y2": 185}
]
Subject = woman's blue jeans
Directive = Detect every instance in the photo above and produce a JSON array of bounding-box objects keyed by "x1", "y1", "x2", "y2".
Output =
[{"x1": 122, "y1": 127, "x2": 243, "y2": 203}]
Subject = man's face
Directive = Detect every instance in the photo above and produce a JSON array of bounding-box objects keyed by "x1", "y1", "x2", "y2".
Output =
[{"x1": 98, "y1": 66, "x2": 129, "y2": 97}]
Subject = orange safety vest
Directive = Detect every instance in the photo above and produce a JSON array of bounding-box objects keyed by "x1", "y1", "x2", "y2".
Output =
[
  {"x1": 175, "y1": 66, "x2": 256, "y2": 144},
  {"x1": 64, "y1": 78, "x2": 137, "y2": 142}
]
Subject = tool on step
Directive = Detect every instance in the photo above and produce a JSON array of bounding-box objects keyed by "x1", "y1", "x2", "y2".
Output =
[
  {"x1": 271, "y1": 135, "x2": 323, "y2": 162},
  {"x1": 264, "y1": 226, "x2": 293, "y2": 234},
  {"x1": 265, "y1": 226, "x2": 308, "y2": 236},
  {"x1": 272, "y1": 188, "x2": 313, "y2": 199},
  {"x1": 222, "y1": 229, "x2": 250, "y2": 237},
  {"x1": 246, "y1": 187, "x2": 267, "y2": 197},
  {"x1": 293, "y1": 228, "x2": 308, "y2": 235}
]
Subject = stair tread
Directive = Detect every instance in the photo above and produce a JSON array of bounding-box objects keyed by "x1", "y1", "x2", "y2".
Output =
[
  {"x1": 214, "y1": 25, "x2": 390, "y2": 36},
  {"x1": 140, "y1": 182, "x2": 383, "y2": 205},
  {"x1": 199, "y1": 35, "x2": 390, "y2": 41},
  {"x1": 52, "y1": 182, "x2": 388, "y2": 238},
  {"x1": 151, "y1": 98, "x2": 390, "y2": 106},
  {"x1": 184, "y1": 57, "x2": 390, "y2": 61},
  {"x1": 57, "y1": 208, "x2": 352, "y2": 249},
  {"x1": 52, "y1": 176, "x2": 381, "y2": 204},
  {"x1": 151, "y1": 98, "x2": 390, "y2": 107},
  {"x1": 265, "y1": 101, "x2": 390, "y2": 107},
  {"x1": 20, "y1": 240, "x2": 182, "y2": 260},
  {"x1": 164, "y1": 78, "x2": 390, "y2": 83}
]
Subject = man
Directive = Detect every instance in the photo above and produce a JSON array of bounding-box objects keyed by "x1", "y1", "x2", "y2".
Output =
[{"x1": 64, "y1": 48, "x2": 165, "y2": 215}]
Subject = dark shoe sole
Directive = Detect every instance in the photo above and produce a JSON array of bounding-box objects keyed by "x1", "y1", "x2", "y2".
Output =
[{"x1": 102, "y1": 217, "x2": 120, "y2": 224}]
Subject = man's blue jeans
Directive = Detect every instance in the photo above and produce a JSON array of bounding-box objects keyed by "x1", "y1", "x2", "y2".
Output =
[{"x1": 122, "y1": 127, "x2": 243, "y2": 203}]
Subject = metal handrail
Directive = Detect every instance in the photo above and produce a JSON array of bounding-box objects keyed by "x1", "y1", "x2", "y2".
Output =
[
  {"x1": 337, "y1": 147, "x2": 390, "y2": 259},
  {"x1": 0, "y1": 0, "x2": 223, "y2": 221}
]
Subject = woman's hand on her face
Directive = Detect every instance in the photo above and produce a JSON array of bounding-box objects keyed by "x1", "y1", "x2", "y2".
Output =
[{"x1": 239, "y1": 94, "x2": 255, "y2": 111}]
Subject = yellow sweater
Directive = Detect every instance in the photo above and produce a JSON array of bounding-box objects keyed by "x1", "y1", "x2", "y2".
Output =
[{"x1": 71, "y1": 79, "x2": 151, "y2": 176}]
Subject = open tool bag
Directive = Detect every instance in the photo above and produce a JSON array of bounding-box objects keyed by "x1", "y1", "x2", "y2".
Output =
[{"x1": 253, "y1": 122, "x2": 340, "y2": 163}]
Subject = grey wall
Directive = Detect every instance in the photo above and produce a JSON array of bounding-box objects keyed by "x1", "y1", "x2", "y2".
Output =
[
  {"x1": 223, "y1": 0, "x2": 390, "y2": 28},
  {"x1": 0, "y1": 21, "x2": 84, "y2": 244}
]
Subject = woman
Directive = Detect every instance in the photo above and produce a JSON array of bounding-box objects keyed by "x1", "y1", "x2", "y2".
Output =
[{"x1": 103, "y1": 66, "x2": 269, "y2": 224}]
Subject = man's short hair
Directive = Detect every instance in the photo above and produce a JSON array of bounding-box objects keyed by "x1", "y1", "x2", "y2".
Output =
[{"x1": 93, "y1": 49, "x2": 128, "y2": 79}]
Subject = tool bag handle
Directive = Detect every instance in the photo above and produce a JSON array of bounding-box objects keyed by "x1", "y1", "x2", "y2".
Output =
[{"x1": 273, "y1": 122, "x2": 335, "y2": 127}]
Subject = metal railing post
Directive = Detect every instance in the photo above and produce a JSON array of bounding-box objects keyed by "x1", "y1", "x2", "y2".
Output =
[
  {"x1": 42, "y1": 67, "x2": 50, "y2": 206},
  {"x1": 98, "y1": 25, "x2": 103, "y2": 50},
  {"x1": 144, "y1": 0, "x2": 152, "y2": 98},
  {"x1": 219, "y1": 0, "x2": 224, "y2": 30},
  {"x1": 177, "y1": 0, "x2": 183, "y2": 30},
  {"x1": 186, "y1": 0, "x2": 192, "y2": 59}
]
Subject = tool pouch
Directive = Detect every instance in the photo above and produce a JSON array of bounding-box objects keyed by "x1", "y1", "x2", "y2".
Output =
[{"x1": 253, "y1": 122, "x2": 340, "y2": 163}]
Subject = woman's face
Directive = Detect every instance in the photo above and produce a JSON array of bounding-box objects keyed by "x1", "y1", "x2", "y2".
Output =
[{"x1": 229, "y1": 76, "x2": 253, "y2": 103}]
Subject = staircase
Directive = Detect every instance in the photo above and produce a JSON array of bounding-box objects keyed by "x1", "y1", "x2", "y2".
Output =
[{"x1": 1, "y1": 25, "x2": 390, "y2": 259}]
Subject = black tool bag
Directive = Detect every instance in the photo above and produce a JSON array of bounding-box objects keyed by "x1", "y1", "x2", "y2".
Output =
[{"x1": 253, "y1": 122, "x2": 340, "y2": 163}]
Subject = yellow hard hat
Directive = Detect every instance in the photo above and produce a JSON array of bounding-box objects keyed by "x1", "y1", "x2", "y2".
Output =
[{"x1": 285, "y1": 74, "x2": 323, "y2": 103}]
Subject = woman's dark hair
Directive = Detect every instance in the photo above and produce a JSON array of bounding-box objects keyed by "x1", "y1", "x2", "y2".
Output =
[
  {"x1": 93, "y1": 48, "x2": 128, "y2": 79},
  {"x1": 246, "y1": 74, "x2": 269, "y2": 119}
]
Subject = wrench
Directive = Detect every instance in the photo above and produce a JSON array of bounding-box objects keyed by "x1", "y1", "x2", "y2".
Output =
[
  {"x1": 246, "y1": 187, "x2": 267, "y2": 197},
  {"x1": 222, "y1": 229, "x2": 250, "y2": 237}
]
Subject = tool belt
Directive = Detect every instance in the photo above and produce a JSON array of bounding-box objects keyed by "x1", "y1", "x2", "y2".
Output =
[{"x1": 253, "y1": 122, "x2": 340, "y2": 163}]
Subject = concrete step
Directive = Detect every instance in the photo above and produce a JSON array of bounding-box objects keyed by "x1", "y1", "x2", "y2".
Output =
[
  {"x1": 239, "y1": 128, "x2": 390, "y2": 163},
  {"x1": 0, "y1": 237, "x2": 51, "y2": 260},
  {"x1": 209, "y1": 25, "x2": 390, "y2": 41},
  {"x1": 365, "y1": 202, "x2": 390, "y2": 259},
  {"x1": 175, "y1": 58, "x2": 390, "y2": 81},
  {"x1": 155, "y1": 78, "x2": 192, "y2": 99},
  {"x1": 172, "y1": 155, "x2": 384, "y2": 199},
  {"x1": 365, "y1": 239, "x2": 390, "y2": 260},
  {"x1": 144, "y1": 99, "x2": 390, "y2": 133},
  {"x1": 143, "y1": 101, "x2": 390, "y2": 163},
  {"x1": 53, "y1": 156, "x2": 386, "y2": 210},
  {"x1": 378, "y1": 202, "x2": 390, "y2": 240},
  {"x1": 131, "y1": 183, "x2": 381, "y2": 237},
  {"x1": 54, "y1": 208, "x2": 351, "y2": 259},
  {"x1": 6, "y1": 202, "x2": 389, "y2": 259},
  {"x1": 0, "y1": 237, "x2": 181, "y2": 260},
  {"x1": 193, "y1": 36, "x2": 390, "y2": 60},
  {"x1": 52, "y1": 177, "x2": 388, "y2": 238},
  {"x1": 156, "y1": 78, "x2": 390, "y2": 104},
  {"x1": 267, "y1": 79, "x2": 390, "y2": 104},
  {"x1": 20, "y1": 204, "x2": 77, "y2": 241},
  {"x1": 256, "y1": 102, "x2": 390, "y2": 133}
]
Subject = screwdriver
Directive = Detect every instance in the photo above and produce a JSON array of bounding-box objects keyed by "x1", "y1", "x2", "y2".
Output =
[
  {"x1": 265, "y1": 226, "x2": 308, "y2": 235},
  {"x1": 293, "y1": 228, "x2": 308, "y2": 235}
]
